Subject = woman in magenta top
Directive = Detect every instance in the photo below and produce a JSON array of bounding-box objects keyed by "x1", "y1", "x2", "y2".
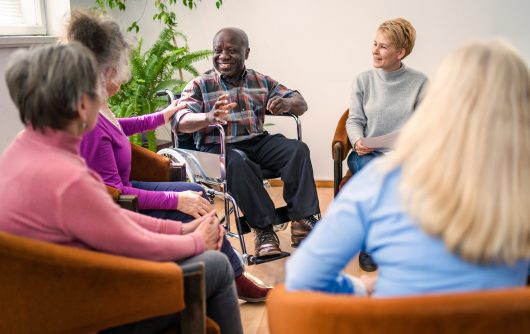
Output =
[
  {"x1": 0, "y1": 42, "x2": 242, "y2": 334},
  {"x1": 68, "y1": 11, "x2": 269, "y2": 302}
]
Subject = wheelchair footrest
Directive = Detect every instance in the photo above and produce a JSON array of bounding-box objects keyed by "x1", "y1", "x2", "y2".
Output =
[{"x1": 244, "y1": 251, "x2": 290, "y2": 266}]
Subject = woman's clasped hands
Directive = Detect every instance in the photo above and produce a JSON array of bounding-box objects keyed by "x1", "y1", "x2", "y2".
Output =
[{"x1": 184, "y1": 211, "x2": 225, "y2": 251}]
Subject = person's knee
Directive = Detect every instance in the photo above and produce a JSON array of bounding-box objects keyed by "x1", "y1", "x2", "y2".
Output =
[
  {"x1": 188, "y1": 182, "x2": 206, "y2": 197},
  {"x1": 227, "y1": 151, "x2": 256, "y2": 177},
  {"x1": 289, "y1": 140, "x2": 310, "y2": 160},
  {"x1": 347, "y1": 151, "x2": 360, "y2": 174},
  {"x1": 227, "y1": 151, "x2": 248, "y2": 168},
  {"x1": 202, "y1": 250, "x2": 234, "y2": 284}
]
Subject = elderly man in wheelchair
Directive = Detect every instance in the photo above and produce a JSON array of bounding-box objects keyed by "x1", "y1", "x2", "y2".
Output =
[{"x1": 170, "y1": 27, "x2": 320, "y2": 260}]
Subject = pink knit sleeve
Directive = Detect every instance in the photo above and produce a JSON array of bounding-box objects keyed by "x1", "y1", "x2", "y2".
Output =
[{"x1": 56, "y1": 173, "x2": 205, "y2": 261}]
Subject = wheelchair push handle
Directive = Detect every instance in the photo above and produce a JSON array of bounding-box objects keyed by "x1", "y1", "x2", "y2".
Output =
[
  {"x1": 156, "y1": 89, "x2": 181, "y2": 105},
  {"x1": 156, "y1": 90, "x2": 182, "y2": 149}
]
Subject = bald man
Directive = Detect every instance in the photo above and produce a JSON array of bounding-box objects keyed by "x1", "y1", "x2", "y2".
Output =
[{"x1": 173, "y1": 27, "x2": 320, "y2": 259}]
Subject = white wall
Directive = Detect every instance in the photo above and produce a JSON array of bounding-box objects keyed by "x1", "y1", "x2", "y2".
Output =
[
  {"x1": 0, "y1": 48, "x2": 24, "y2": 151},
  {"x1": 5, "y1": 0, "x2": 530, "y2": 180},
  {"x1": 0, "y1": 0, "x2": 71, "y2": 152}
]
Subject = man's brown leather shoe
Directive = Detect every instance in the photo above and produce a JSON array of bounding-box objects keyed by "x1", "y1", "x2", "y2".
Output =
[
  {"x1": 254, "y1": 227, "x2": 281, "y2": 258},
  {"x1": 291, "y1": 214, "x2": 318, "y2": 247}
]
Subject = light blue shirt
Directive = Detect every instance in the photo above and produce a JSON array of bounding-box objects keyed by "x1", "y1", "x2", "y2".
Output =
[{"x1": 285, "y1": 160, "x2": 529, "y2": 297}]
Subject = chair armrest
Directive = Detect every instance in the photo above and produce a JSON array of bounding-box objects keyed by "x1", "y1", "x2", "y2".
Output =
[
  {"x1": 117, "y1": 194, "x2": 139, "y2": 212},
  {"x1": 106, "y1": 185, "x2": 122, "y2": 202},
  {"x1": 130, "y1": 143, "x2": 186, "y2": 182},
  {"x1": 267, "y1": 284, "x2": 530, "y2": 334},
  {"x1": 332, "y1": 109, "x2": 352, "y2": 161},
  {"x1": 0, "y1": 231, "x2": 185, "y2": 333},
  {"x1": 180, "y1": 262, "x2": 206, "y2": 334},
  {"x1": 106, "y1": 185, "x2": 139, "y2": 212},
  {"x1": 333, "y1": 141, "x2": 344, "y2": 196},
  {"x1": 332, "y1": 109, "x2": 351, "y2": 195}
]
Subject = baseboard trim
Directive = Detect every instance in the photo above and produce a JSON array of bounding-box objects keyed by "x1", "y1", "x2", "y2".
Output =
[{"x1": 268, "y1": 179, "x2": 333, "y2": 188}]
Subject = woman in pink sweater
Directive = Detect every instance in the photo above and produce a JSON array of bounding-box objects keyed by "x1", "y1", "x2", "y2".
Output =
[{"x1": 0, "y1": 43, "x2": 242, "y2": 334}]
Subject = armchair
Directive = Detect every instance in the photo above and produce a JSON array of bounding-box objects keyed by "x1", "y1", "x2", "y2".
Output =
[
  {"x1": 0, "y1": 230, "x2": 210, "y2": 333},
  {"x1": 107, "y1": 143, "x2": 186, "y2": 211},
  {"x1": 267, "y1": 284, "x2": 530, "y2": 334},
  {"x1": 332, "y1": 109, "x2": 352, "y2": 196}
]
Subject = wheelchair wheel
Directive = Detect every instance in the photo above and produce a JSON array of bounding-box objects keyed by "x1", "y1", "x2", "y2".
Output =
[{"x1": 157, "y1": 148, "x2": 197, "y2": 183}]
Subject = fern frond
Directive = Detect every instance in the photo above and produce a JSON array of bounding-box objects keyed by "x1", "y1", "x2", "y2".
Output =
[{"x1": 108, "y1": 27, "x2": 210, "y2": 151}]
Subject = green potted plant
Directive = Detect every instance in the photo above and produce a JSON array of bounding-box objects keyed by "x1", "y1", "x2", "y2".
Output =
[
  {"x1": 108, "y1": 28, "x2": 211, "y2": 151},
  {"x1": 93, "y1": 0, "x2": 223, "y2": 150}
]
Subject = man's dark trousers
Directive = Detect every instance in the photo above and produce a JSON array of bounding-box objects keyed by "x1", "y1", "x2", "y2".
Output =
[{"x1": 200, "y1": 133, "x2": 320, "y2": 229}]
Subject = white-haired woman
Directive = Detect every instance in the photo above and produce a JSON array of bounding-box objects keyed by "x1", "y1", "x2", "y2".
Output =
[{"x1": 287, "y1": 40, "x2": 530, "y2": 296}]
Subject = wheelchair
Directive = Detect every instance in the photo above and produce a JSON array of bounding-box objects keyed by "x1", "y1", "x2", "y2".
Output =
[{"x1": 156, "y1": 90, "x2": 303, "y2": 266}]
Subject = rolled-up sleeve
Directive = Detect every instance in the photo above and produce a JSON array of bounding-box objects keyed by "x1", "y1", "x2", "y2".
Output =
[{"x1": 170, "y1": 81, "x2": 204, "y2": 131}]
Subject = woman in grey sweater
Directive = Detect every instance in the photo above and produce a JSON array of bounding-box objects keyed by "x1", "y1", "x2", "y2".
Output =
[
  {"x1": 346, "y1": 18, "x2": 427, "y2": 175},
  {"x1": 346, "y1": 18, "x2": 427, "y2": 272}
]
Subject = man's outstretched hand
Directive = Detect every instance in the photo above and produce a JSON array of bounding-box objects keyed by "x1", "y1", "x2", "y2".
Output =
[{"x1": 207, "y1": 94, "x2": 237, "y2": 125}]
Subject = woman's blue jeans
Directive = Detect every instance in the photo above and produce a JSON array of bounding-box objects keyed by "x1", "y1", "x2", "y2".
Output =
[{"x1": 346, "y1": 150, "x2": 383, "y2": 176}]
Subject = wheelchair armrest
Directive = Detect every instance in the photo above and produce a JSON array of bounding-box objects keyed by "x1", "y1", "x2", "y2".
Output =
[
  {"x1": 130, "y1": 143, "x2": 186, "y2": 182},
  {"x1": 332, "y1": 109, "x2": 353, "y2": 196},
  {"x1": 332, "y1": 109, "x2": 352, "y2": 162},
  {"x1": 265, "y1": 111, "x2": 302, "y2": 140}
]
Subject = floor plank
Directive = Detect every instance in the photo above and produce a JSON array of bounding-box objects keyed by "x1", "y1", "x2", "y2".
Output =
[{"x1": 214, "y1": 186, "x2": 371, "y2": 333}]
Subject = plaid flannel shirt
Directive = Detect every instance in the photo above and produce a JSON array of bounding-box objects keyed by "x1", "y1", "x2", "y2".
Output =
[{"x1": 173, "y1": 68, "x2": 295, "y2": 146}]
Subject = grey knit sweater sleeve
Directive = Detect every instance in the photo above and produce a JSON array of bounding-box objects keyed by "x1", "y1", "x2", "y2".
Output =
[{"x1": 346, "y1": 64, "x2": 428, "y2": 149}]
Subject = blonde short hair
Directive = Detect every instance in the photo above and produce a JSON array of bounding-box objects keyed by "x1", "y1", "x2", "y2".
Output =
[
  {"x1": 378, "y1": 18, "x2": 416, "y2": 58},
  {"x1": 387, "y1": 40, "x2": 530, "y2": 264}
]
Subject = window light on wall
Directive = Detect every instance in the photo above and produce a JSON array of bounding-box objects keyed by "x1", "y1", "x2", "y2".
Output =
[{"x1": 0, "y1": 0, "x2": 46, "y2": 36}]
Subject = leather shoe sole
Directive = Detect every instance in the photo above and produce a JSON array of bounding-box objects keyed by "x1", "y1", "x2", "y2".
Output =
[{"x1": 255, "y1": 244, "x2": 282, "y2": 258}]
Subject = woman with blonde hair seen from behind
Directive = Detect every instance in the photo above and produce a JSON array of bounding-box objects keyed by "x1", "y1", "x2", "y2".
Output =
[{"x1": 286, "y1": 39, "x2": 530, "y2": 296}]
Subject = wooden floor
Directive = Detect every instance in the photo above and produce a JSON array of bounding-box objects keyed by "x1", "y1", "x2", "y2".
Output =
[{"x1": 214, "y1": 186, "x2": 369, "y2": 334}]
